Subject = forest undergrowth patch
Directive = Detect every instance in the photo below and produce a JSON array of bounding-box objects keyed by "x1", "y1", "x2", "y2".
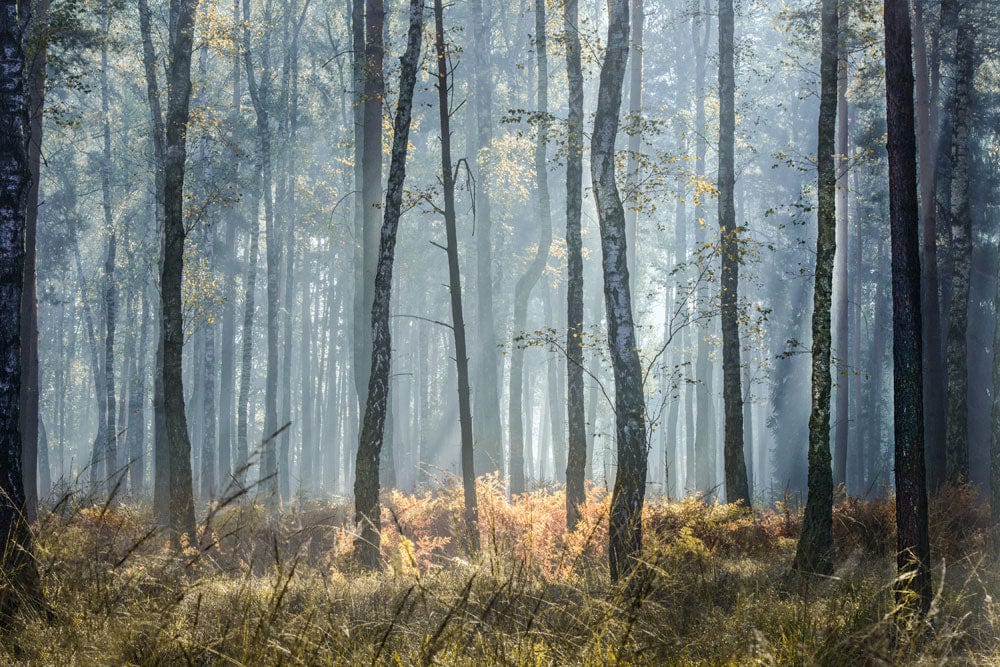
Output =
[{"x1": 3, "y1": 480, "x2": 998, "y2": 665}]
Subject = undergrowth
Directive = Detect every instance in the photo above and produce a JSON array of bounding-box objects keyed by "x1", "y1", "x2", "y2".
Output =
[{"x1": 2, "y1": 479, "x2": 998, "y2": 665}]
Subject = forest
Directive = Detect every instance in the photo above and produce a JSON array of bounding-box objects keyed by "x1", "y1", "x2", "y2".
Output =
[{"x1": 0, "y1": 0, "x2": 998, "y2": 662}]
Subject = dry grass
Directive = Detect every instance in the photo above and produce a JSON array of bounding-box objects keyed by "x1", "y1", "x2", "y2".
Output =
[{"x1": 2, "y1": 481, "x2": 998, "y2": 665}]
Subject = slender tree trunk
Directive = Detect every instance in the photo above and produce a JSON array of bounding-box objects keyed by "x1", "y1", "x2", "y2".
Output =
[
  {"x1": 508, "y1": 0, "x2": 553, "y2": 495},
  {"x1": 884, "y1": 0, "x2": 932, "y2": 613},
  {"x1": 592, "y1": 0, "x2": 647, "y2": 583},
  {"x1": 944, "y1": 10, "x2": 972, "y2": 485},
  {"x1": 99, "y1": 4, "x2": 119, "y2": 497},
  {"x1": 832, "y1": 12, "x2": 849, "y2": 490},
  {"x1": 913, "y1": 0, "x2": 945, "y2": 493},
  {"x1": 162, "y1": 0, "x2": 200, "y2": 542},
  {"x1": 434, "y1": 0, "x2": 479, "y2": 550},
  {"x1": 468, "y1": 0, "x2": 503, "y2": 476},
  {"x1": 19, "y1": 0, "x2": 49, "y2": 520},
  {"x1": 127, "y1": 293, "x2": 148, "y2": 494},
  {"x1": 692, "y1": 9, "x2": 715, "y2": 496},
  {"x1": 793, "y1": 0, "x2": 838, "y2": 576},
  {"x1": 352, "y1": 0, "x2": 423, "y2": 569},
  {"x1": 237, "y1": 170, "x2": 261, "y2": 490},
  {"x1": 299, "y1": 276, "x2": 313, "y2": 498},
  {"x1": 718, "y1": 0, "x2": 749, "y2": 508},
  {"x1": 563, "y1": 0, "x2": 586, "y2": 529}
]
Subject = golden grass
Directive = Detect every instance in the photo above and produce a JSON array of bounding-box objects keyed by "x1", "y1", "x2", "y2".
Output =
[{"x1": 2, "y1": 481, "x2": 998, "y2": 665}]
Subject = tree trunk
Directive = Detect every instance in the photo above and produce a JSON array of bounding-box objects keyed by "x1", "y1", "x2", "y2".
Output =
[
  {"x1": 434, "y1": 0, "x2": 479, "y2": 550},
  {"x1": 237, "y1": 169, "x2": 261, "y2": 491},
  {"x1": 692, "y1": 9, "x2": 715, "y2": 497},
  {"x1": 508, "y1": 0, "x2": 553, "y2": 495},
  {"x1": 884, "y1": 0, "x2": 932, "y2": 613},
  {"x1": 944, "y1": 10, "x2": 972, "y2": 485},
  {"x1": 126, "y1": 293, "x2": 149, "y2": 494},
  {"x1": 913, "y1": 0, "x2": 945, "y2": 493},
  {"x1": 0, "y1": 0, "x2": 42, "y2": 617},
  {"x1": 793, "y1": 0, "x2": 837, "y2": 576},
  {"x1": 832, "y1": 11, "x2": 849, "y2": 490},
  {"x1": 162, "y1": 0, "x2": 200, "y2": 542},
  {"x1": 19, "y1": 0, "x2": 50, "y2": 520},
  {"x1": 718, "y1": 0, "x2": 749, "y2": 508},
  {"x1": 352, "y1": 0, "x2": 424, "y2": 569},
  {"x1": 467, "y1": 0, "x2": 503, "y2": 476},
  {"x1": 300, "y1": 277, "x2": 313, "y2": 498},
  {"x1": 592, "y1": 0, "x2": 647, "y2": 584},
  {"x1": 563, "y1": 0, "x2": 586, "y2": 530}
]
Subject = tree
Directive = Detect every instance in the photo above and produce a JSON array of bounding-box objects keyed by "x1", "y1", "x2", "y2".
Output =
[
  {"x1": 563, "y1": 0, "x2": 587, "y2": 531},
  {"x1": 0, "y1": 0, "x2": 42, "y2": 620},
  {"x1": 433, "y1": 0, "x2": 479, "y2": 551},
  {"x1": 592, "y1": 0, "x2": 647, "y2": 583},
  {"x1": 884, "y1": 0, "x2": 932, "y2": 613},
  {"x1": 793, "y1": 0, "x2": 838, "y2": 576},
  {"x1": 508, "y1": 0, "x2": 553, "y2": 496},
  {"x1": 718, "y1": 0, "x2": 750, "y2": 508},
  {"x1": 352, "y1": 0, "x2": 424, "y2": 569},
  {"x1": 161, "y1": 0, "x2": 200, "y2": 543},
  {"x1": 944, "y1": 5, "x2": 973, "y2": 485},
  {"x1": 832, "y1": 0, "x2": 849, "y2": 489}
]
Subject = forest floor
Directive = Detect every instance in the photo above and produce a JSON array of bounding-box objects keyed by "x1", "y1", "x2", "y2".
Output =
[{"x1": 3, "y1": 479, "x2": 999, "y2": 665}]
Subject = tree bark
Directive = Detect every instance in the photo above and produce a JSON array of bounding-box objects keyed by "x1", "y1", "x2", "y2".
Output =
[
  {"x1": 563, "y1": 0, "x2": 586, "y2": 529},
  {"x1": 19, "y1": 0, "x2": 49, "y2": 520},
  {"x1": 884, "y1": 0, "x2": 932, "y2": 613},
  {"x1": 352, "y1": 0, "x2": 424, "y2": 569},
  {"x1": 718, "y1": 0, "x2": 749, "y2": 508},
  {"x1": 592, "y1": 0, "x2": 648, "y2": 584},
  {"x1": 162, "y1": 0, "x2": 200, "y2": 542},
  {"x1": 944, "y1": 9, "x2": 972, "y2": 485},
  {"x1": 913, "y1": 0, "x2": 945, "y2": 493},
  {"x1": 624, "y1": 0, "x2": 642, "y2": 296},
  {"x1": 0, "y1": 0, "x2": 42, "y2": 618},
  {"x1": 793, "y1": 0, "x2": 837, "y2": 576}
]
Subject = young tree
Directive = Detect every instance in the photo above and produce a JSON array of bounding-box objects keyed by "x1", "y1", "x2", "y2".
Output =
[
  {"x1": 592, "y1": 0, "x2": 647, "y2": 583},
  {"x1": 352, "y1": 0, "x2": 424, "y2": 569},
  {"x1": 433, "y1": 0, "x2": 479, "y2": 551},
  {"x1": 563, "y1": 0, "x2": 587, "y2": 530},
  {"x1": 718, "y1": 0, "x2": 750, "y2": 508},
  {"x1": 161, "y1": 0, "x2": 200, "y2": 542},
  {"x1": 884, "y1": 0, "x2": 932, "y2": 613},
  {"x1": 793, "y1": 0, "x2": 838, "y2": 576}
]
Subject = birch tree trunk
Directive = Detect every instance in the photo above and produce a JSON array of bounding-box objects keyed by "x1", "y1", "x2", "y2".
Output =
[
  {"x1": 352, "y1": 0, "x2": 424, "y2": 569},
  {"x1": 793, "y1": 0, "x2": 837, "y2": 576},
  {"x1": 592, "y1": 0, "x2": 648, "y2": 584}
]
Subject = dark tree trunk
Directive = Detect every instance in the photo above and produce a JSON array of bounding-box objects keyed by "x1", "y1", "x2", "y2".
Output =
[
  {"x1": 563, "y1": 0, "x2": 586, "y2": 530},
  {"x1": 352, "y1": 0, "x2": 423, "y2": 570},
  {"x1": 19, "y1": 0, "x2": 49, "y2": 520},
  {"x1": 592, "y1": 0, "x2": 648, "y2": 584},
  {"x1": 944, "y1": 10, "x2": 972, "y2": 485},
  {"x1": 718, "y1": 0, "x2": 749, "y2": 508},
  {"x1": 0, "y1": 0, "x2": 42, "y2": 618},
  {"x1": 884, "y1": 0, "x2": 932, "y2": 613},
  {"x1": 434, "y1": 0, "x2": 479, "y2": 551},
  {"x1": 99, "y1": 3, "x2": 119, "y2": 497},
  {"x1": 161, "y1": 0, "x2": 200, "y2": 543},
  {"x1": 793, "y1": 0, "x2": 837, "y2": 576}
]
